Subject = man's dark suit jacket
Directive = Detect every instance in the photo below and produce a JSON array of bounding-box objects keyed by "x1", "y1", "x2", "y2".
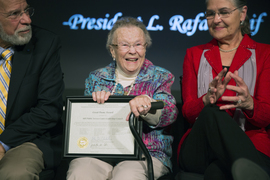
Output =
[{"x1": 0, "y1": 25, "x2": 64, "y2": 169}]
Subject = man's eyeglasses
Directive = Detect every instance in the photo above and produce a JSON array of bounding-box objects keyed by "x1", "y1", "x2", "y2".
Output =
[
  {"x1": 205, "y1": 7, "x2": 241, "y2": 20},
  {"x1": 111, "y1": 42, "x2": 147, "y2": 51},
  {"x1": 1, "y1": 7, "x2": 34, "y2": 20}
]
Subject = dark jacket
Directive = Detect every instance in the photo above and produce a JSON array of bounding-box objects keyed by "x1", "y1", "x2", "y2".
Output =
[{"x1": 0, "y1": 25, "x2": 64, "y2": 169}]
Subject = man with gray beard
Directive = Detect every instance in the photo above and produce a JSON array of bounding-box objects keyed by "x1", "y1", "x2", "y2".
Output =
[{"x1": 0, "y1": 0, "x2": 64, "y2": 179}]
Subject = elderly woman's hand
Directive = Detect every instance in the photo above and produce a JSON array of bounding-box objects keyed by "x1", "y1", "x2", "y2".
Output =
[
  {"x1": 203, "y1": 68, "x2": 230, "y2": 105},
  {"x1": 220, "y1": 71, "x2": 254, "y2": 111},
  {"x1": 127, "y1": 95, "x2": 152, "y2": 120},
  {"x1": 92, "y1": 91, "x2": 111, "y2": 104}
]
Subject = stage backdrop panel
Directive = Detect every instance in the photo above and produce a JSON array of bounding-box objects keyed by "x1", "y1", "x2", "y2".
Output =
[{"x1": 28, "y1": 0, "x2": 270, "y2": 102}]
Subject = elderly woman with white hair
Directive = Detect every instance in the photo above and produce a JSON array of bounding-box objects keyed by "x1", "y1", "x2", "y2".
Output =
[{"x1": 67, "y1": 17, "x2": 178, "y2": 180}]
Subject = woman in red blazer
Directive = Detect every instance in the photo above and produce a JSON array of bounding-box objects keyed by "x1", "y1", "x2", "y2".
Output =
[{"x1": 177, "y1": 0, "x2": 270, "y2": 179}]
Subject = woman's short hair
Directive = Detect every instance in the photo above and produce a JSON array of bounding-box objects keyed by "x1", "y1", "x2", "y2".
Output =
[
  {"x1": 205, "y1": 0, "x2": 251, "y2": 36},
  {"x1": 106, "y1": 17, "x2": 152, "y2": 52}
]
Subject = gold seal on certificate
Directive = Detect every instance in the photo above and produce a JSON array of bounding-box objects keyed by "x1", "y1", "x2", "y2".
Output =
[{"x1": 77, "y1": 137, "x2": 89, "y2": 149}]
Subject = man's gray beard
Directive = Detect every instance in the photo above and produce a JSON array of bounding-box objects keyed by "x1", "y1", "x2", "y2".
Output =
[{"x1": 0, "y1": 25, "x2": 32, "y2": 46}]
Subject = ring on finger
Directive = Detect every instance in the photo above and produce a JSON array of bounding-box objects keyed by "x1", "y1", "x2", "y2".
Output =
[
  {"x1": 237, "y1": 98, "x2": 242, "y2": 104},
  {"x1": 208, "y1": 87, "x2": 211, "y2": 93},
  {"x1": 141, "y1": 105, "x2": 148, "y2": 108}
]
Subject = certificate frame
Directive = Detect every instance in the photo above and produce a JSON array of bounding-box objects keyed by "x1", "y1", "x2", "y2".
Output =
[{"x1": 63, "y1": 96, "x2": 143, "y2": 161}]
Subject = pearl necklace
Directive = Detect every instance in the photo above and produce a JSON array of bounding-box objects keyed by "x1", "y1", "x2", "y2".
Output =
[
  {"x1": 111, "y1": 69, "x2": 136, "y2": 95},
  {"x1": 219, "y1": 45, "x2": 239, "y2": 52}
]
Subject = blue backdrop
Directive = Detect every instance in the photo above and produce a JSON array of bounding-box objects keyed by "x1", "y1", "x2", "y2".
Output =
[{"x1": 28, "y1": 0, "x2": 270, "y2": 102}]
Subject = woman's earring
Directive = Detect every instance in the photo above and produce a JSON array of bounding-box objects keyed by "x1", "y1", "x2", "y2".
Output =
[
  {"x1": 240, "y1": 21, "x2": 244, "y2": 25},
  {"x1": 113, "y1": 58, "x2": 116, "y2": 61}
]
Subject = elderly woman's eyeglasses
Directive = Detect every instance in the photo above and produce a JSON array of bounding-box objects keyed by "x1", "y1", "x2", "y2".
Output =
[
  {"x1": 205, "y1": 7, "x2": 241, "y2": 20},
  {"x1": 111, "y1": 42, "x2": 147, "y2": 51},
  {"x1": 1, "y1": 7, "x2": 35, "y2": 20}
]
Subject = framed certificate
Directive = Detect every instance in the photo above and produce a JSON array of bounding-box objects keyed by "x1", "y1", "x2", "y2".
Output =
[{"x1": 63, "y1": 96, "x2": 142, "y2": 161}]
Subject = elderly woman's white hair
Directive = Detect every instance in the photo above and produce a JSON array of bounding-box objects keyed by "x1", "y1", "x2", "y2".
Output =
[{"x1": 106, "y1": 17, "x2": 152, "y2": 52}]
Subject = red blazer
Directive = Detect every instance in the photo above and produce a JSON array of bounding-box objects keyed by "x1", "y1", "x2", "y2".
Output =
[{"x1": 178, "y1": 35, "x2": 270, "y2": 161}]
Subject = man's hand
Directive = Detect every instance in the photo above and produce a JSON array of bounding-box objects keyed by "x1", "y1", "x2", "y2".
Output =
[{"x1": 0, "y1": 143, "x2": 5, "y2": 161}]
